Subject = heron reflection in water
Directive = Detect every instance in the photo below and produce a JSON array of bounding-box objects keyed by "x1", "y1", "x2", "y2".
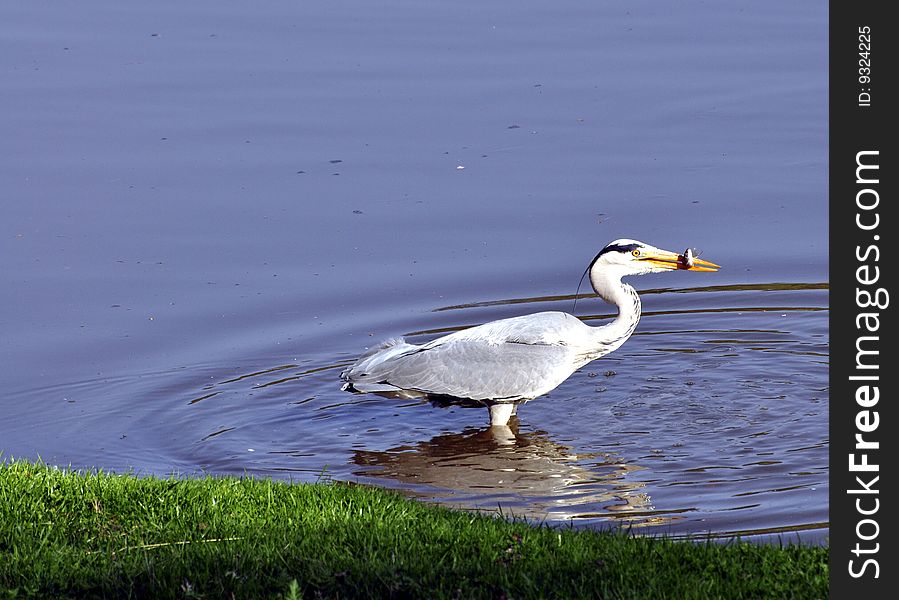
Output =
[
  {"x1": 352, "y1": 423, "x2": 668, "y2": 526},
  {"x1": 341, "y1": 239, "x2": 719, "y2": 425}
]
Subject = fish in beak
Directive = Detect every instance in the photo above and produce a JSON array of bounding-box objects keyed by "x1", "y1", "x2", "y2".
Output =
[{"x1": 639, "y1": 247, "x2": 721, "y2": 272}]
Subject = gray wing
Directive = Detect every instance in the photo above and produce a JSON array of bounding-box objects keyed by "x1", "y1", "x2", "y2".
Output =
[{"x1": 349, "y1": 338, "x2": 574, "y2": 401}]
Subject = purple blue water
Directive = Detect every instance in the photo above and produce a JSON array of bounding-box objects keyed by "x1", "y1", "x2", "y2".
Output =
[{"x1": 1, "y1": 1, "x2": 827, "y2": 542}]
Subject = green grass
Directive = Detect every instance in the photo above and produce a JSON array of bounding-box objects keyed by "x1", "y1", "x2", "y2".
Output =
[{"x1": 0, "y1": 459, "x2": 826, "y2": 599}]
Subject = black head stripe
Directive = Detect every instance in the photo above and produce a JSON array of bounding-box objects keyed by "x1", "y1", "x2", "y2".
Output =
[{"x1": 597, "y1": 242, "x2": 641, "y2": 258}]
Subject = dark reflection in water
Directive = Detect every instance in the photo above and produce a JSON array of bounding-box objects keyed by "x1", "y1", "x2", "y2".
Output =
[
  {"x1": 353, "y1": 423, "x2": 660, "y2": 527},
  {"x1": 434, "y1": 282, "x2": 830, "y2": 313}
]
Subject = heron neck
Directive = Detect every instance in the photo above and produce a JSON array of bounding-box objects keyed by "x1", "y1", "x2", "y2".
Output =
[{"x1": 588, "y1": 270, "x2": 642, "y2": 355}]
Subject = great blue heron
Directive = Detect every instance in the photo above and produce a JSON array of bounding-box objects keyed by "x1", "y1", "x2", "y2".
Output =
[{"x1": 340, "y1": 239, "x2": 720, "y2": 426}]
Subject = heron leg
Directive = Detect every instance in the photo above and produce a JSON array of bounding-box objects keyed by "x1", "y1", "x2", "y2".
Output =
[{"x1": 488, "y1": 403, "x2": 515, "y2": 427}]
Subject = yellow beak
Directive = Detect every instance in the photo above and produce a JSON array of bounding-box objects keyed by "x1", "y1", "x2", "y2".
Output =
[{"x1": 640, "y1": 249, "x2": 721, "y2": 272}]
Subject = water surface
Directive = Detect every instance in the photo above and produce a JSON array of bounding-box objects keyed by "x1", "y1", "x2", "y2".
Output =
[{"x1": 1, "y1": 1, "x2": 827, "y2": 542}]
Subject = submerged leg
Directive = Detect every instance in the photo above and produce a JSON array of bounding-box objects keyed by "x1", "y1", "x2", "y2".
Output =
[
  {"x1": 488, "y1": 424, "x2": 516, "y2": 446},
  {"x1": 488, "y1": 403, "x2": 515, "y2": 427}
]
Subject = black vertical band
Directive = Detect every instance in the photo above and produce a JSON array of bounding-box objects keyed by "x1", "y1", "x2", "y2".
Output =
[{"x1": 830, "y1": 1, "x2": 896, "y2": 596}]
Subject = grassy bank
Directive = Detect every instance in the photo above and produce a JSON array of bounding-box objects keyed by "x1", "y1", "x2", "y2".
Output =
[{"x1": 1, "y1": 460, "x2": 826, "y2": 599}]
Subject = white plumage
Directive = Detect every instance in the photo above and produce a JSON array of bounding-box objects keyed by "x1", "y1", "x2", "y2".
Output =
[{"x1": 341, "y1": 239, "x2": 719, "y2": 426}]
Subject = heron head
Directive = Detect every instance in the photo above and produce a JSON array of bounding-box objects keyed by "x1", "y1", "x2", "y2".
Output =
[{"x1": 594, "y1": 239, "x2": 720, "y2": 275}]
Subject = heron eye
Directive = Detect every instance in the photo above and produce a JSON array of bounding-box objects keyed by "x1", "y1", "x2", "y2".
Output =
[{"x1": 631, "y1": 249, "x2": 641, "y2": 257}]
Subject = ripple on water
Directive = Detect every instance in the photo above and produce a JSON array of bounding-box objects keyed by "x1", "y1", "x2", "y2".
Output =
[{"x1": 11, "y1": 283, "x2": 828, "y2": 543}]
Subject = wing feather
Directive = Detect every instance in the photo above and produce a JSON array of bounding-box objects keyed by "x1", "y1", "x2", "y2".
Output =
[
  {"x1": 342, "y1": 311, "x2": 593, "y2": 400},
  {"x1": 366, "y1": 339, "x2": 573, "y2": 400}
]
